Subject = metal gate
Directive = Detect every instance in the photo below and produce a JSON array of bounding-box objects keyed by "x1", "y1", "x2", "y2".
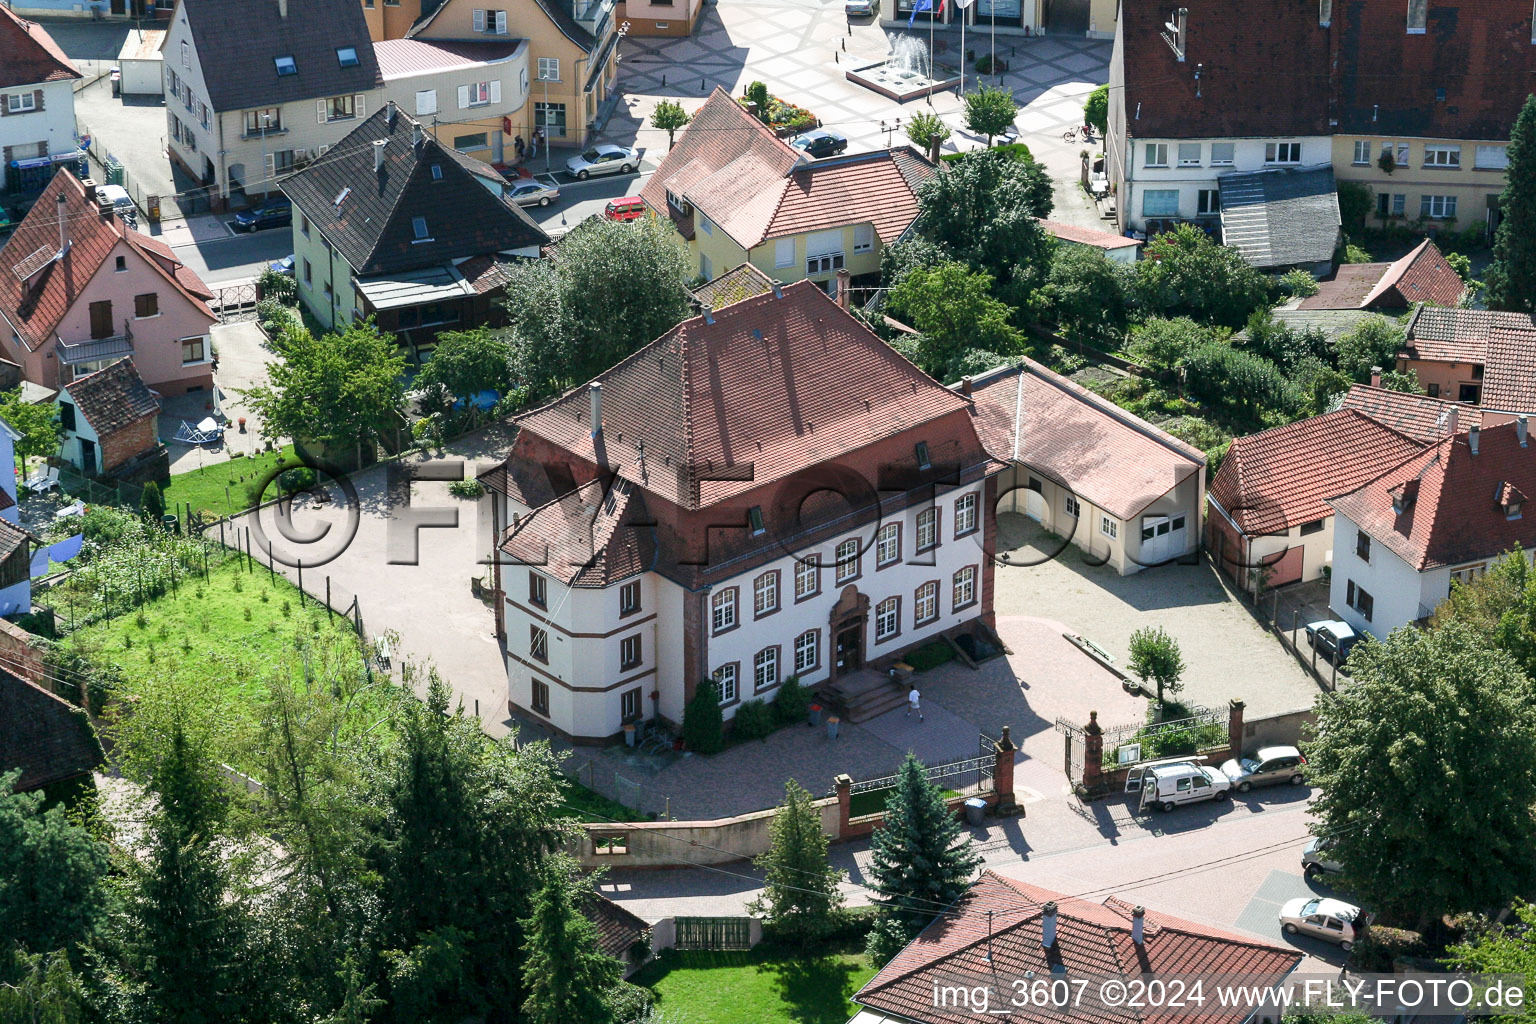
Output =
[
  {"x1": 1055, "y1": 717, "x2": 1087, "y2": 783},
  {"x1": 674, "y1": 917, "x2": 752, "y2": 951},
  {"x1": 212, "y1": 283, "x2": 259, "y2": 322}
]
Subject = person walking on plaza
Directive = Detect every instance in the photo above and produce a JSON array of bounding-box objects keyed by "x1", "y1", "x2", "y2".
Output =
[
  {"x1": 906, "y1": 685, "x2": 923, "y2": 721},
  {"x1": 514, "y1": 134, "x2": 526, "y2": 162}
]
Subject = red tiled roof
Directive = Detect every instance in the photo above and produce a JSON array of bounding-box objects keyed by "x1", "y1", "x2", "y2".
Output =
[
  {"x1": 856, "y1": 873, "x2": 1301, "y2": 1024},
  {"x1": 1300, "y1": 241, "x2": 1464, "y2": 311},
  {"x1": 763, "y1": 148, "x2": 932, "y2": 247},
  {"x1": 641, "y1": 88, "x2": 800, "y2": 249},
  {"x1": 65, "y1": 357, "x2": 160, "y2": 436},
  {"x1": 1340, "y1": 383, "x2": 1482, "y2": 444},
  {"x1": 0, "y1": 669, "x2": 103, "y2": 792},
  {"x1": 1208, "y1": 409, "x2": 1425, "y2": 537},
  {"x1": 584, "y1": 893, "x2": 650, "y2": 962},
  {"x1": 1401, "y1": 308, "x2": 1536, "y2": 410},
  {"x1": 500, "y1": 475, "x2": 653, "y2": 587},
  {"x1": 0, "y1": 7, "x2": 81, "y2": 90},
  {"x1": 1331, "y1": 422, "x2": 1536, "y2": 570},
  {"x1": 0, "y1": 169, "x2": 216, "y2": 352},
  {"x1": 1361, "y1": 240, "x2": 1465, "y2": 309},
  {"x1": 1039, "y1": 219, "x2": 1141, "y2": 251},
  {"x1": 1329, "y1": 0, "x2": 1536, "y2": 140},
  {"x1": 1118, "y1": 0, "x2": 1331, "y2": 140},
  {"x1": 513, "y1": 280, "x2": 976, "y2": 510},
  {"x1": 968, "y1": 361, "x2": 1204, "y2": 521}
]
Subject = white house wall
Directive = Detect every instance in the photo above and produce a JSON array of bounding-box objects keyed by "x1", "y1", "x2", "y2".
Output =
[
  {"x1": 1121, "y1": 136, "x2": 1331, "y2": 229},
  {"x1": 1328, "y1": 511, "x2": 1445, "y2": 640},
  {"x1": 0, "y1": 78, "x2": 76, "y2": 194}
]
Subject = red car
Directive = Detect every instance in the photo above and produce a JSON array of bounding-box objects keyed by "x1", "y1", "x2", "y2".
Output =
[{"x1": 603, "y1": 197, "x2": 646, "y2": 222}]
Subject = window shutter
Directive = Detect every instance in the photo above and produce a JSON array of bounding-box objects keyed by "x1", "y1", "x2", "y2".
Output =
[
  {"x1": 265, "y1": 153, "x2": 276, "y2": 179},
  {"x1": 33, "y1": 90, "x2": 42, "y2": 112},
  {"x1": 489, "y1": 79, "x2": 501, "y2": 104},
  {"x1": 457, "y1": 85, "x2": 470, "y2": 109},
  {"x1": 473, "y1": 7, "x2": 486, "y2": 30},
  {"x1": 415, "y1": 89, "x2": 436, "y2": 115},
  {"x1": 495, "y1": 10, "x2": 507, "y2": 32},
  {"x1": 317, "y1": 100, "x2": 327, "y2": 123},
  {"x1": 355, "y1": 94, "x2": 365, "y2": 117}
]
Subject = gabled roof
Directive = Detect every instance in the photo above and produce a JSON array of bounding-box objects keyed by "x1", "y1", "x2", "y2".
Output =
[
  {"x1": 0, "y1": 668, "x2": 104, "y2": 793},
  {"x1": 856, "y1": 872, "x2": 1301, "y2": 1024},
  {"x1": 501, "y1": 475, "x2": 654, "y2": 588},
  {"x1": 642, "y1": 89, "x2": 803, "y2": 249},
  {"x1": 0, "y1": 7, "x2": 81, "y2": 90},
  {"x1": 1217, "y1": 167, "x2": 1341, "y2": 270},
  {"x1": 512, "y1": 280, "x2": 978, "y2": 510},
  {"x1": 1332, "y1": 422, "x2": 1536, "y2": 571},
  {"x1": 1208, "y1": 409, "x2": 1425, "y2": 537},
  {"x1": 1340, "y1": 383, "x2": 1482, "y2": 444},
  {"x1": 373, "y1": 37, "x2": 523, "y2": 78},
  {"x1": 1117, "y1": 0, "x2": 1331, "y2": 140},
  {"x1": 1401, "y1": 308, "x2": 1536, "y2": 411},
  {"x1": 0, "y1": 168, "x2": 215, "y2": 352},
  {"x1": 689, "y1": 262, "x2": 777, "y2": 308},
  {"x1": 1329, "y1": 0, "x2": 1536, "y2": 140},
  {"x1": 279, "y1": 105, "x2": 547, "y2": 276},
  {"x1": 584, "y1": 892, "x2": 650, "y2": 961},
  {"x1": 172, "y1": 0, "x2": 379, "y2": 112},
  {"x1": 967, "y1": 360, "x2": 1204, "y2": 521},
  {"x1": 1300, "y1": 240, "x2": 1464, "y2": 310},
  {"x1": 64, "y1": 358, "x2": 160, "y2": 436}
]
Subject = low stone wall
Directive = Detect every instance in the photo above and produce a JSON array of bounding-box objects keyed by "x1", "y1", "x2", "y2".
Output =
[
  {"x1": 1242, "y1": 707, "x2": 1315, "y2": 750},
  {"x1": 575, "y1": 796, "x2": 843, "y2": 869}
]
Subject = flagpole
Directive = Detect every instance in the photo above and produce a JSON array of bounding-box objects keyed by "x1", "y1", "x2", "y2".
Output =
[{"x1": 960, "y1": 1, "x2": 966, "y2": 96}]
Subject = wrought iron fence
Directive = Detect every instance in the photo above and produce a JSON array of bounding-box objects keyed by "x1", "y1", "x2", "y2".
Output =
[
  {"x1": 212, "y1": 283, "x2": 259, "y2": 323},
  {"x1": 847, "y1": 754, "x2": 994, "y2": 796},
  {"x1": 673, "y1": 917, "x2": 752, "y2": 951}
]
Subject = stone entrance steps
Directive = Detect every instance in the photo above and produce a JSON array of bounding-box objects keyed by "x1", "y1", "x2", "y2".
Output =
[{"x1": 822, "y1": 668, "x2": 908, "y2": 723}]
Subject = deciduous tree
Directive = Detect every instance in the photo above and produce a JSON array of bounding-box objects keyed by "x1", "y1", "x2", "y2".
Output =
[
  {"x1": 905, "y1": 111, "x2": 951, "y2": 162},
  {"x1": 1130, "y1": 224, "x2": 1272, "y2": 328},
  {"x1": 1041, "y1": 245, "x2": 1128, "y2": 349},
  {"x1": 1127, "y1": 626, "x2": 1186, "y2": 705},
  {"x1": 1083, "y1": 84, "x2": 1109, "y2": 136},
  {"x1": 1334, "y1": 314, "x2": 1406, "y2": 382},
  {"x1": 962, "y1": 86, "x2": 1019, "y2": 148},
  {"x1": 1485, "y1": 93, "x2": 1536, "y2": 314},
  {"x1": 749, "y1": 779, "x2": 844, "y2": 941},
  {"x1": 0, "y1": 388, "x2": 62, "y2": 474},
  {"x1": 415, "y1": 327, "x2": 513, "y2": 404},
  {"x1": 1447, "y1": 900, "x2": 1536, "y2": 1021},
  {"x1": 888, "y1": 262, "x2": 1026, "y2": 382},
  {"x1": 650, "y1": 99, "x2": 691, "y2": 147},
  {"x1": 913, "y1": 151, "x2": 1053, "y2": 305},
  {"x1": 1306, "y1": 624, "x2": 1536, "y2": 930},
  {"x1": 865, "y1": 754, "x2": 983, "y2": 965}
]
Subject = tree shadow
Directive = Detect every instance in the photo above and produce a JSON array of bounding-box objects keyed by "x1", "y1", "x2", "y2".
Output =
[{"x1": 763, "y1": 952, "x2": 870, "y2": 1024}]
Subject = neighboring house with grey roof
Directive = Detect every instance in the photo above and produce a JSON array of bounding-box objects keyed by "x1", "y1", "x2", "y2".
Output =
[
  {"x1": 162, "y1": 0, "x2": 383, "y2": 205},
  {"x1": 1216, "y1": 166, "x2": 1341, "y2": 274},
  {"x1": 280, "y1": 103, "x2": 547, "y2": 360},
  {"x1": 0, "y1": 7, "x2": 82, "y2": 194}
]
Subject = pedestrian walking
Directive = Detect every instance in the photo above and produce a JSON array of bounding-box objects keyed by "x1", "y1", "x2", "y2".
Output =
[
  {"x1": 514, "y1": 134, "x2": 526, "y2": 162},
  {"x1": 906, "y1": 685, "x2": 923, "y2": 721}
]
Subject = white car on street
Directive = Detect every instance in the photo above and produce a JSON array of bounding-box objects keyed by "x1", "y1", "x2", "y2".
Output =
[{"x1": 1279, "y1": 897, "x2": 1370, "y2": 951}]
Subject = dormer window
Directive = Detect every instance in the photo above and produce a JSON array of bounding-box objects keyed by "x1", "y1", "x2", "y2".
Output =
[
  {"x1": 336, "y1": 46, "x2": 360, "y2": 68},
  {"x1": 1497, "y1": 481, "x2": 1526, "y2": 520},
  {"x1": 275, "y1": 55, "x2": 297, "y2": 76},
  {"x1": 1319, "y1": 0, "x2": 1331, "y2": 25},
  {"x1": 915, "y1": 441, "x2": 931, "y2": 470},
  {"x1": 1162, "y1": 7, "x2": 1188, "y2": 61},
  {"x1": 748, "y1": 505, "x2": 766, "y2": 536}
]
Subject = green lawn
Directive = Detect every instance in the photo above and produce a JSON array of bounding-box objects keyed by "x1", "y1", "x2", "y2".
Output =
[
  {"x1": 562, "y1": 778, "x2": 643, "y2": 823},
  {"x1": 163, "y1": 445, "x2": 301, "y2": 519},
  {"x1": 67, "y1": 556, "x2": 366, "y2": 712},
  {"x1": 634, "y1": 949, "x2": 877, "y2": 1024}
]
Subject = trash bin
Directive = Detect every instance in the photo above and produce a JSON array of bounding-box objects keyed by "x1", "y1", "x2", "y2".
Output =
[
  {"x1": 826, "y1": 716, "x2": 840, "y2": 740},
  {"x1": 624, "y1": 724, "x2": 636, "y2": 747},
  {"x1": 161, "y1": 514, "x2": 178, "y2": 533},
  {"x1": 964, "y1": 797, "x2": 987, "y2": 826},
  {"x1": 809, "y1": 703, "x2": 823, "y2": 727}
]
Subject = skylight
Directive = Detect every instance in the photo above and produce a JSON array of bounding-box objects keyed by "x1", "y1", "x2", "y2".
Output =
[
  {"x1": 336, "y1": 46, "x2": 359, "y2": 68},
  {"x1": 431, "y1": 164, "x2": 443, "y2": 180},
  {"x1": 275, "y1": 55, "x2": 297, "y2": 76},
  {"x1": 412, "y1": 217, "x2": 429, "y2": 240}
]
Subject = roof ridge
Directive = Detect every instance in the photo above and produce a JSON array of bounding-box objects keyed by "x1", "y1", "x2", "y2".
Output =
[
  {"x1": 1022, "y1": 357, "x2": 1205, "y2": 463},
  {"x1": 678, "y1": 316, "x2": 697, "y2": 507}
]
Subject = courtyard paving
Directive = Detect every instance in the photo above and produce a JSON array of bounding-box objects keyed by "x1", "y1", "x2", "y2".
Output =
[{"x1": 607, "y1": 0, "x2": 1114, "y2": 232}]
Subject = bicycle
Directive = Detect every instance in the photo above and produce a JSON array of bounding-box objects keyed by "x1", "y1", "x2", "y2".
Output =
[{"x1": 1062, "y1": 125, "x2": 1098, "y2": 144}]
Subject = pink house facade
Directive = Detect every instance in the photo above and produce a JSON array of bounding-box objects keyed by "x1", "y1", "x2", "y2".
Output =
[{"x1": 0, "y1": 169, "x2": 215, "y2": 397}]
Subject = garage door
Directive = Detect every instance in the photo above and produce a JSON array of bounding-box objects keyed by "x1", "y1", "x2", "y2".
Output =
[{"x1": 1140, "y1": 512, "x2": 1187, "y2": 564}]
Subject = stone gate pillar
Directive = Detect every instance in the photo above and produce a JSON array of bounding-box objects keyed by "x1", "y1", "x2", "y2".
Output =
[
  {"x1": 1228, "y1": 699, "x2": 1246, "y2": 758},
  {"x1": 993, "y1": 725, "x2": 1018, "y2": 812},
  {"x1": 1082, "y1": 710, "x2": 1104, "y2": 792}
]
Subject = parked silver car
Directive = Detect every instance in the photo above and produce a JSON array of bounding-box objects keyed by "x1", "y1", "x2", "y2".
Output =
[
  {"x1": 565, "y1": 144, "x2": 640, "y2": 180},
  {"x1": 506, "y1": 179, "x2": 560, "y2": 207},
  {"x1": 1302, "y1": 836, "x2": 1342, "y2": 879},
  {"x1": 1219, "y1": 745, "x2": 1307, "y2": 792},
  {"x1": 1279, "y1": 897, "x2": 1369, "y2": 951}
]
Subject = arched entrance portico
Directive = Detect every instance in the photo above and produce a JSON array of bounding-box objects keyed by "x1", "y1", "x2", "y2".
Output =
[{"x1": 830, "y1": 585, "x2": 870, "y2": 681}]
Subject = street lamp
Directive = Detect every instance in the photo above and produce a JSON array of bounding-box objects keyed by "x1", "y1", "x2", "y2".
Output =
[{"x1": 259, "y1": 111, "x2": 272, "y2": 193}]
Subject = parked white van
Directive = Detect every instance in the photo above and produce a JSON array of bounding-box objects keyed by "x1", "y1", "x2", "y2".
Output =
[{"x1": 1128, "y1": 758, "x2": 1232, "y2": 813}]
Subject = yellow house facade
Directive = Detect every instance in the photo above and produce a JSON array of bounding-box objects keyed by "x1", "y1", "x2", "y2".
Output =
[
  {"x1": 408, "y1": 0, "x2": 620, "y2": 150},
  {"x1": 359, "y1": 0, "x2": 425, "y2": 41},
  {"x1": 1332, "y1": 134, "x2": 1509, "y2": 238}
]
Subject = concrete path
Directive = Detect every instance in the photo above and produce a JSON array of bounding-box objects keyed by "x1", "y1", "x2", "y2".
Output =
[{"x1": 161, "y1": 321, "x2": 278, "y2": 474}]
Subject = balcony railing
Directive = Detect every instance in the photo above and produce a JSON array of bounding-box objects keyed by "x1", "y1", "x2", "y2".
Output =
[
  {"x1": 569, "y1": 0, "x2": 614, "y2": 37},
  {"x1": 58, "y1": 327, "x2": 134, "y2": 368}
]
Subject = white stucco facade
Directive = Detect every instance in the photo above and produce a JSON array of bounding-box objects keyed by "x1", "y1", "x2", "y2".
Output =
[
  {"x1": 1328, "y1": 510, "x2": 1464, "y2": 640},
  {"x1": 1114, "y1": 135, "x2": 1331, "y2": 232},
  {"x1": 500, "y1": 482, "x2": 991, "y2": 742},
  {"x1": 0, "y1": 77, "x2": 78, "y2": 194}
]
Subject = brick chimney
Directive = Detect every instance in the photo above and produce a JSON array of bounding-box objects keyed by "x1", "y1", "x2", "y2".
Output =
[
  {"x1": 835, "y1": 267, "x2": 851, "y2": 309},
  {"x1": 1370, "y1": 365, "x2": 1382, "y2": 388}
]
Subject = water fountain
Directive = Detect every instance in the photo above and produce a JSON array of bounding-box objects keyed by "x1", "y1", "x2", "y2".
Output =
[{"x1": 846, "y1": 34, "x2": 962, "y2": 103}]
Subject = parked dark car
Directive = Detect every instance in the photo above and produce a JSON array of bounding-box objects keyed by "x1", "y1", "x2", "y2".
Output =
[
  {"x1": 234, "y1": 196, "x2": 292, "y2": 232},
  {"x1": 790, "y1": 129, "x2": 848, "y2": 159},
  {"x1": 1304, "y1": 619, "x2": 1359, "y2": 663}
]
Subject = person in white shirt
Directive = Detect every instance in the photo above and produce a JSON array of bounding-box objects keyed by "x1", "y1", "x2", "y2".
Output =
[{"x1": 906, "y1": 685, "x2": 923, "y2": 721}]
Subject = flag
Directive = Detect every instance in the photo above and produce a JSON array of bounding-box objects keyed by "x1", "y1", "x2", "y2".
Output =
[
  {"x1": 956, "y1": 0, "x2": 975, "y2": 8},
  {"x1": 907, "y1": 0, "x2": 932, "y2": 27}
]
